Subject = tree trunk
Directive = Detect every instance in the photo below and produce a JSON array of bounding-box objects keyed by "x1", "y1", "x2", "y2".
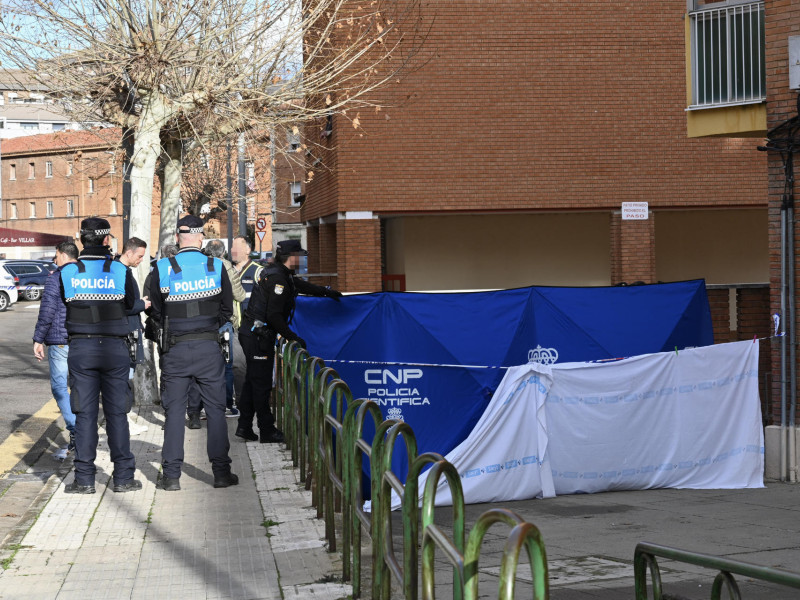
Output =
[
  {"x1": 129, "y1": 91, "x2": 172, "y2": 406},
  {"x1": 159, "y1": 138, "x2": 183, "y2": 250}
]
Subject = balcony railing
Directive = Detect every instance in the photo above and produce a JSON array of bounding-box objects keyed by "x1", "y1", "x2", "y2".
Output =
[{"x1": 688, "y1": 1, "x2": 765, "y2": 109}]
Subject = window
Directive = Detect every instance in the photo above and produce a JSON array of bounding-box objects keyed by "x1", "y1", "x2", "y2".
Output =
[
  {"x1": 688, "y1": 1, "x2": 765, "y2": 108},
  {"x1": 110, "y1": 197, "x2": 117, "y2": 215},
  {"x1": 28, "y1": 162, "x2": 35, "y2": 179},
  {"x1": 21, "y1": 122, "x2": 38, "y2": 130},
  {"x1": 10, "y1": 203, "x2": 17, "y2": 219},
  {"x1": 290, "y1": 181, "x2": 302, "y2": 205},
  {"x1": 109, "y1": 157, "x2": 116, "y2": 174},
  {"x1": 66, "y1": 199, "x2": 74, "y2": 216},
  {"x1": 46, "y1": 161, "x2": 53, "y2": 178},
  {"x1": 88, "y1": 178, "x2": 95, "y2": 193},
  {"x1": 288, "y1": 130, "x2": 301, "y2": 151},
  {"x1": 247, "y1": 162, "x2": 255, "y2": 180},
  {"x1": 9, "y1": 164, "x2": 15, "y2": 180},
  {"x1": 67, "y1": 162, "x2": 73, "y2": 176},
  {"x1": 46, "y1": 201, "x2": 54, "y2": 217},
  {"x1": 29, "y1": 202, "x2": 36, "y2": 218},
  {"x1": 52, "y1": 123, "x2": 66, "y2": 131}
]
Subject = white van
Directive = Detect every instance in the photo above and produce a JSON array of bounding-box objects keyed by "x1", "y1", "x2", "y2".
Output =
[{"x1": 0, "y1": 263, "x2": 19, "y2": 311}]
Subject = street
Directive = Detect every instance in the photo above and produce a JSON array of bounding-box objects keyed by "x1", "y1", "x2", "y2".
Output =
[{"x1": 0, "y1": 298, "x2": 71, "y2": 559}]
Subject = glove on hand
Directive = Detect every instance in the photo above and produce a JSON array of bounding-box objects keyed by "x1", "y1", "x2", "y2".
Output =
[
  {"x1": 294, "y1": 337, "x2": 307, "y2": 350},
  {"x1": 325, "y1": 287, "x2": 343, "y2": 301}
]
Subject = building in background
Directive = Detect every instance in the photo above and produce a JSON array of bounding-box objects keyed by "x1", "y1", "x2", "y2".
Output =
[
  {"x1": 0, "y1": 70, "x2": 100, "y2": 139},
  {"x1": 0, "y1": 128, "x2": 133, "y2": 255}
]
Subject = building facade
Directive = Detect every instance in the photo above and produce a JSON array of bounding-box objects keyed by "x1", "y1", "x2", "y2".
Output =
[
  {"x1": 0, "y1": 128, "x2": 132, "y2": 254},
  {"x1": 302, "y1": 1, "x2": 768, "y2": 295},
  {"x1": 0, "y1": 70, "x2": 99, "y2": 140}
]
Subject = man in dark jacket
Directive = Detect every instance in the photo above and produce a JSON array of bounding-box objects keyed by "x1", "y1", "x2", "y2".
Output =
[
  {"x1": 33, "y1": 240, "x2": 79, "y2": 452},
  {"x1": 236, "y1": 239, "x2": 342, "y2": 443}
]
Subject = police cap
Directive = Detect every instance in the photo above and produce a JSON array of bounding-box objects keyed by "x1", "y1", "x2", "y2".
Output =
[
  {"x1": 276, "y1": 239, "x2": 307, "y2": 256},
  {"x1": 176, "y1": 214, "x2": 205, "y2": 235},
  {"x1": 80, "y1": 217, "x2": 112, "y2": 237}
]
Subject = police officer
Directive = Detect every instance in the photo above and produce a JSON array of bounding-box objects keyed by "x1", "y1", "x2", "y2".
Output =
[
  {"x1": 61, "y1": 218, "x2": 141, "y2": 494},
  {"x1": 149, "y1": 215, "x2": 238, "y2": 490},
  {"x1": 236, "y1": 239, "x2": 342, "y2": 443}
]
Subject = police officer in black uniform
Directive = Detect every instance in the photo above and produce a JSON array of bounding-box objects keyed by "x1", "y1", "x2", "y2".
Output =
[
  {"x1": 61, "y1": 218, "x2": 141, "y2": 494},
  {"x1": 236, "y1": 239, "x2": 342, "y2": 443},
  {"x1": 149, "y1": 215, "x2": 238, "y2": 491}
]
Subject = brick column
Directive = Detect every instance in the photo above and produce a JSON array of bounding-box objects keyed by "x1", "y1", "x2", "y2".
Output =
[
  {"x1": 336, "y1": 218, "x2": 381, "y2": 292},
  {"x1": 305, "y1": 224, "x2": 320, "y2": 275},
  {"x1": 706, "y1": 288, "x2": 732, "y2": 344},
  {"x1": 610, "y1": 211, "x2": 656, "y2": 285}
]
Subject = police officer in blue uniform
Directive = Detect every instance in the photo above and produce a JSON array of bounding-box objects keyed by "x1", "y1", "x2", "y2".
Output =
[
  {"x1": 236, "y1": 239, "x2": 342, "y2": 443},
  {"x1": 149, "y1": 215, "x2": 237, "y2": 491},
  {"x1": 61, "y1": 218, "x2": 141, "y2": 494}
]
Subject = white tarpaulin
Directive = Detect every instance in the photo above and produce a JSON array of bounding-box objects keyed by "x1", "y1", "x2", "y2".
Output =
[{"x1": 402, "y1": 340, "x2": 764, "y2": 508}]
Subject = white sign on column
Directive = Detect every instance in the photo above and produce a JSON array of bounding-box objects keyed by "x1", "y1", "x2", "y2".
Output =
[{"x1": 621, "y1": 202, "x2": 649, "y2": 220}]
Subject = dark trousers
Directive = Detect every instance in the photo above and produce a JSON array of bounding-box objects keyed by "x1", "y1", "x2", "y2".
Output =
[
  {"x1": 237, "y1": 328, "x2": 275, "y2": 433},
  {"x1": 68, "y1": 337, "x2": 134, "y2": 486},
  {"x1": 160, "y1": 339, "x2": 231, "y2": 479}
]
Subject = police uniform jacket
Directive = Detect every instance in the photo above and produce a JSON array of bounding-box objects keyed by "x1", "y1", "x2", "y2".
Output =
[
  {"x1": 232, "y1": 260, "x2": 262, "y2": 329},
  {"x1": 149, "y1": 246, "x2": 233, "y2": 335},
  {"x1": 244, "y1": 261, "x2": 328, "y2": 343},
  {"x1": 59, "y1": 246, "x2": 137, "y2": 337}
]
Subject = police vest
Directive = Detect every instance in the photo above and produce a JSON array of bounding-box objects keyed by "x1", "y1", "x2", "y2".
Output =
[
  {"x1": 61, "y1": 257, "x2": 128, "y2": 335},
  {"x1": 158, "y1": 250, "x2": 223, "y2": 328},
  {"x1": 233, "y1": 260, "x2": 263, "y2": 327}
]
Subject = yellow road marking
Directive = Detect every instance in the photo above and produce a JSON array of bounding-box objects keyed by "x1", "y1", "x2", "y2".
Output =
[{"x1": 0, "y1": 399, "x2": 61, "y2": 475}]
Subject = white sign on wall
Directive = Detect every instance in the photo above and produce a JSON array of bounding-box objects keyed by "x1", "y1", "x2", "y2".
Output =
[
  {"x1": 621, "y1": 202, "x2": 649, "y2": 220},
  {"x1": 790, "y1": 36, "x2": 800, "y2": 90}
]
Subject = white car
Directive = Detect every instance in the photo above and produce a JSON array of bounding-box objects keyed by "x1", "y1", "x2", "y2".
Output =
[{"x1": 0, "y1": 264, "x2": 19, "y2": 311}]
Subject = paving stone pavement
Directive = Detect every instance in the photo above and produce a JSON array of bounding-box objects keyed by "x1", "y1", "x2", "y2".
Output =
[{"x1": 0, "y1": 405, "x2": 350, "y2": 600}]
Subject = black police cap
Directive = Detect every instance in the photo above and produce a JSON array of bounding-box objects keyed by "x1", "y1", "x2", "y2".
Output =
[
  {"x1": 176, "y1": 214, "x2": 205, "y2": 234},
  {"x1": 276, "y1": 239, "x2": 307, "y2": 256},
  {"x1": 80, "y1": 217, "x2": 112, "y2": 236}
]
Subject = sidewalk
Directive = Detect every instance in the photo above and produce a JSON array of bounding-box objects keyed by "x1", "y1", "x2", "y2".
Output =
[
  {"x1": 0, "y1": 402, "x2": 350, "y2": 600},
  {"x1": 4, "y1": 398, "x2": 800, "y2": 599}
]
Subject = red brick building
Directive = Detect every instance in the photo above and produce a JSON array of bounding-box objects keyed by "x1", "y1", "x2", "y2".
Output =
[
  {"x1": 0, "y1": 128, "x2": 136, "y2": 254},
  {"x1": 302, "y1": 1, "x2": 768, "y2": 295},
  {"x1": 0, "y1": 128, "x2": 304, "y2": 256}
]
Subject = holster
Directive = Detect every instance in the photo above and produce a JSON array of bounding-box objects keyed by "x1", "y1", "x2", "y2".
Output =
[{"x1": 126, "y1": 331, "x2": 138, "y2": 363}]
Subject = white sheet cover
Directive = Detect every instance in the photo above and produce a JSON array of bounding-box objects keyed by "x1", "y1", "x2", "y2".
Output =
[{"x1": 397, "y1": 340, "x2": 764, "y2": 508}]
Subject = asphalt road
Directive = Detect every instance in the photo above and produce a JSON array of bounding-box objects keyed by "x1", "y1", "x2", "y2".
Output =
[{"x1": 0, "y1": 298, "x2": 66, "y2": 461}]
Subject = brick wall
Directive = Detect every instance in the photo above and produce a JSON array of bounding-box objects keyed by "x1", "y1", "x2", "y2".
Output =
[
  {"x1": 303, "y1": 1, "x2": 766, "y2": 223},
  {"x1": 336, "y1": 219, "x2": 381, "y2": 292},
  {"x1": 707, "y1": 288, "x2": 732, "y2": 345},
  {"x1": 610, "y1": 212, "x2": 656, "y2": 285},
  {"x1": 765, "y1": 0, "x2": 800, "y2": 424},
  {"x1": 736, "y1": 287, "x2": 772, "y2": 424}
]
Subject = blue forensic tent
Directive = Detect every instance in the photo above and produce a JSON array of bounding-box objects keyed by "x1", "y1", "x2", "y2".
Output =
[{"x1": 293, "y1": 280, "x2": 713, "y2": 480}]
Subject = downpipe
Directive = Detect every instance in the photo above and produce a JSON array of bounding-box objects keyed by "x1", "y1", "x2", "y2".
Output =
[
  {"x1": 789, "y1": 199, "x2": 797, "y2": 482},
  {"x1": 781, "y1": 207, "x2": 787, "y2": 482}
]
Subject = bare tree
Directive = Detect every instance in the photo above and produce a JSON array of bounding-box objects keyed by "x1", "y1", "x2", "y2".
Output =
[{"x1": 0, "y1": 0, "x2": 429, "y2": 283}]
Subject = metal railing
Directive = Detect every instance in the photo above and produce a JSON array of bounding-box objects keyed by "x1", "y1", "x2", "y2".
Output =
[
  {"x1": 634, "y1": 542, "x2": 800, "y2": 599},
  {"x1": 275, "y1": 339, "x2": 549, "y2": 599},
  {"x1": 688, "y1": 1, "x2": 765, "y2": 109}
]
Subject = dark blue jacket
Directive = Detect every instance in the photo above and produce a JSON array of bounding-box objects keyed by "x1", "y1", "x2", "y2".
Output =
[{"x1": 33, "y1": 264, "x2": 71, "y2": 345}]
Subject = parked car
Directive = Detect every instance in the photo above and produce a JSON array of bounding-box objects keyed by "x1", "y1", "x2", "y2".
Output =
[
  {"x1": 0, "y1": 260, "x2": 56, "y2": 301},
  {"x1": 0, "y1": 264, "x2": 19, "y2": 311}
]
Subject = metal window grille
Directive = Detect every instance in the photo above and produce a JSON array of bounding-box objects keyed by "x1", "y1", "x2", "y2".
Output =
[{"x1": 689, "y1": 1, "x2": 765, "y2": 108}]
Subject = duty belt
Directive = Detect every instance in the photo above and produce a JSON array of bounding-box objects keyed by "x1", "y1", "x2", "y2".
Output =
[
  {"x1": 169, "y1": 331, "x2": 219, "y2": 345},
  {"x1": 69, "y1": 334, "x2": 126, "y2": 340}
]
